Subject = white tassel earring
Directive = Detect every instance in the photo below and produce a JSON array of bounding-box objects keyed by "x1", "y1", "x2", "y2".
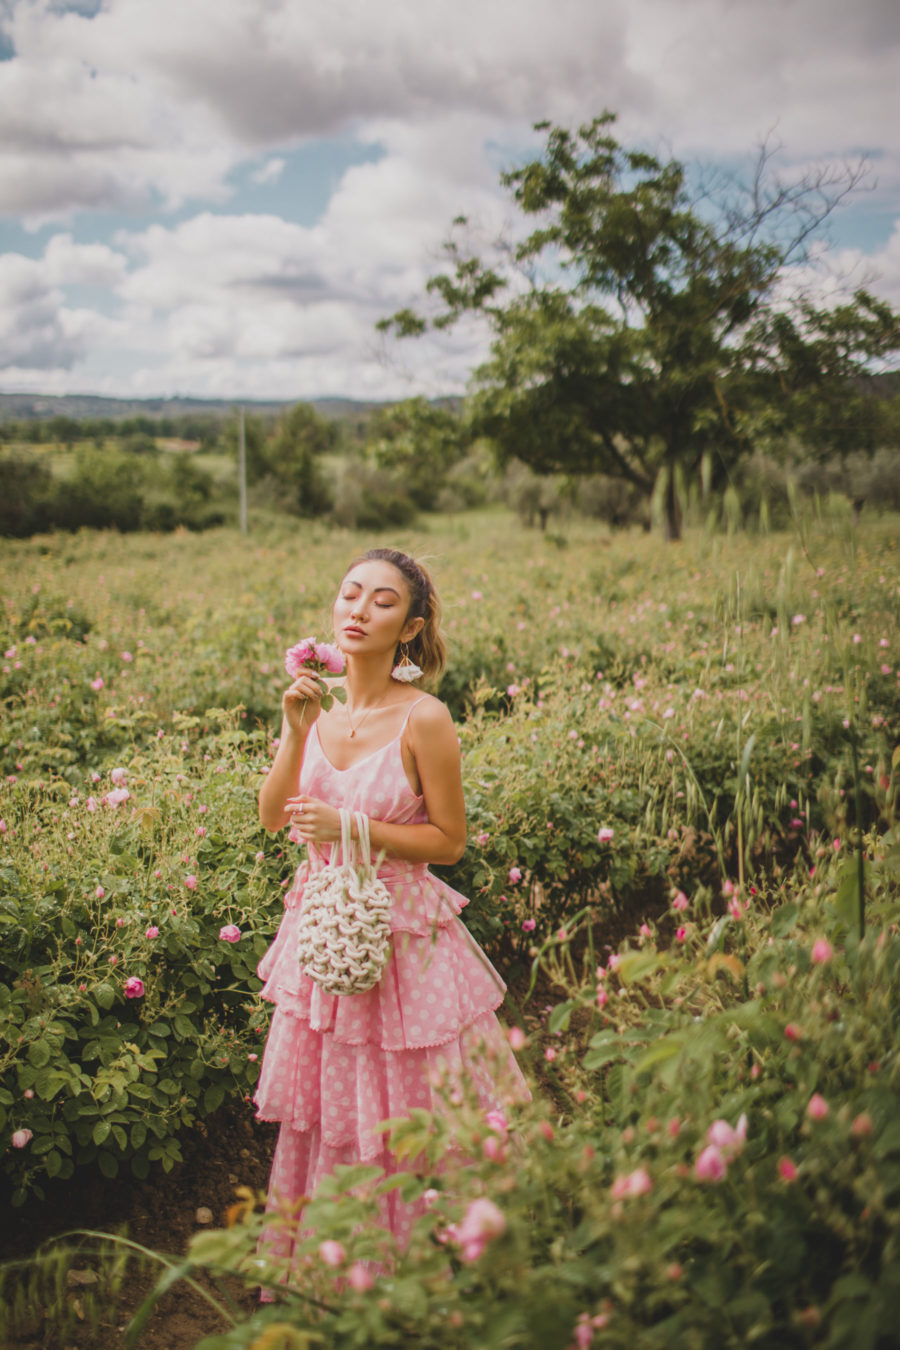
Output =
[{"x1": 391, "y1": 643, "x2": 423, "y2": 683}]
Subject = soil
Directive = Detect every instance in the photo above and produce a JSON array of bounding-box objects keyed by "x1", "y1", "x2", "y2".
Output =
[{"x1": 0, "y1": 1105, "x2": 279, "y2": 1350}]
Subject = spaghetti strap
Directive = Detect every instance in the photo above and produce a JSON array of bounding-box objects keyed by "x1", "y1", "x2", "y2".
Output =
[{"x1": 398, "y1": 695, "x2": 429, "y2": 735}]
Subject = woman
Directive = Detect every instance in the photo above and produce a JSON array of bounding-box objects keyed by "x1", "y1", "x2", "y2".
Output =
[{"x1": 255, "y1": 548, "x2": 529, "y2": 1260}]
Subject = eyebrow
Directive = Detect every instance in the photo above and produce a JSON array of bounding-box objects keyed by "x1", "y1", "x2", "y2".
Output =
[{"x1": 343, "y1": 578, "x2": 401, "y2": 597}]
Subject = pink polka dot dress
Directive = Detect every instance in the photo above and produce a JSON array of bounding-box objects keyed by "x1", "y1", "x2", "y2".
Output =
[{"x1": 254, "y1": 699, "x2": 530, "y2": 1256}]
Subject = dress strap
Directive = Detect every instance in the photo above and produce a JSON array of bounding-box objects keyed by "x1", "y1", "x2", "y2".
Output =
[{"x1": 399, "y1": 695, "x2": 429, "y2": 735}]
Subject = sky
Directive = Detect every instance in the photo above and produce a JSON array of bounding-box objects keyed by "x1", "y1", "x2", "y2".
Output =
[{"x1": 0, "y1": 0, "x2": 898, "y2": 403}]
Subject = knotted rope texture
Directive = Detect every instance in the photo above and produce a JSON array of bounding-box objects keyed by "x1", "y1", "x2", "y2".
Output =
[{"x1": 296, "y1": 809, "x2": 392, "y2": 996}]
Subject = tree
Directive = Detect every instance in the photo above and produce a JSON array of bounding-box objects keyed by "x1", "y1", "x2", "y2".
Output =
[
  {"x1": 266, "y1": 402, "x2": 337, "y2": 517},
  {"x1": 380, "y1": 115, "x2": 899, "y2": 539},
  {"x1": 366, "y1": 397, "x2": 465, "y2": 509}
]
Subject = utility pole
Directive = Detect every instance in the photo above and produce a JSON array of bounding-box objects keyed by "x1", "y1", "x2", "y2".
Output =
[{"x1": 238, "y1": 406, "x2": 248, "y2": 535}]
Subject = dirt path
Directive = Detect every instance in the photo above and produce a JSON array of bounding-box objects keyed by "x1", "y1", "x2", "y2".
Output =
[{"x1": 2, "y1": 1104, "x2": 278, "y2": 1350}]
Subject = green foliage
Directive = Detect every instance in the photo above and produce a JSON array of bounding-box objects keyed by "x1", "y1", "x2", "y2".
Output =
[
  {"x1": 0, "y1": 507, "x2": 897, "y2": 1286},
  {"x1": 366, "y1": 397, "x2": 466, "y2": 510},
  {"x1": 381, "y1": 115, "x2": 900, "y2": 540},
  {"x1": 97, "y1": 855, "x2": 900, "y2": 1349}
]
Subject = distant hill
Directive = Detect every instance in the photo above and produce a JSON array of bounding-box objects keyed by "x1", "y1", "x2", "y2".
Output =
[
  {"x1": 0, "y1": 393, "x2": 391, "y2": 422},
  {"x1": 0, "y1": 392, "x2": 463, "y2": 423}
]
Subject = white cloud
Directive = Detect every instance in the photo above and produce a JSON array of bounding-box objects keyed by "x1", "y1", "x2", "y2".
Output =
[{"x1": 0, "y1": 0, "x2": 896, "y2": 397}]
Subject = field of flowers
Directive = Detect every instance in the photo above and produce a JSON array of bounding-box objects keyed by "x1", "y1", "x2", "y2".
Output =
[{"x1": 1, "y1": 504, "x2": 899, "y2": 1347}]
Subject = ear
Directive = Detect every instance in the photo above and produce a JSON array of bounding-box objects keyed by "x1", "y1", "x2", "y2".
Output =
[{"x1": 401, "y1": 615, "x2": 425, "y2": 643}]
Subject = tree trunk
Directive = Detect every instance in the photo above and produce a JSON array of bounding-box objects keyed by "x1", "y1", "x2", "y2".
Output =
[{"x1": 663, "y1": 462, "x2": 682, "y2": 541}]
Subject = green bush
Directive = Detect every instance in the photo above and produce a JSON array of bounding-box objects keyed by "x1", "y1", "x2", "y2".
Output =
[{"x1": 109, "y1": 845, "x2": 900, "y2": 1349}]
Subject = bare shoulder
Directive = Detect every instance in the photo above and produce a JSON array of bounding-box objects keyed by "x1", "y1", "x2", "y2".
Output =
[{"x1": 406, "y1": 693, "x2": 454, "y2": 736}]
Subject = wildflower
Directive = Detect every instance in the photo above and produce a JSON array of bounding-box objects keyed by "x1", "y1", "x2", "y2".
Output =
[
  {"x1": 145, "y1": 926, "x2": 159, "y2": 939},
  {"x1": 319, "y1": 1240, "x2": 345, "y2": 1267},
  {"x1": 124, "y1": 977, "x2": 145, "y2": 999},
  {"x1": 285, "y1": 638, "x2": 345, "y2": 679},
  {"x1": 219, "y1": 924, "x2": 241, "y2": 942},
  {"x1": 811, "y1": 938, "x2": 833, "y2": 964},
  {"x1": 450, "y1": 1197, "x2": 506, "y2": 1263},
  {"x1": 347, "y1": 1261, "x2": 374, "y2": 1292},
  {"x1": 694, "y1": 1145, "x2": 727, "y2": 1182},
  {"x1": 807, "y1": 1093, "x2": 829, "y2": 1121},
  {"x1": 508, "y1": 866, "x2": 523, "y2": 884},
  {"x1": 778, "y1": 1157, "x2": 798, "y2": 1182},
  {"x1": 706, "y1": 1114, "x2": 747, "y2": 1159},
  {"x1": 597, "y1": 827, "x2": 615, "y2": 843},
  {"x1": 610, "y1": 1167, "x2": 652, "y2": 1199},
  {"x1": 185, "y1": 875, "x2": 198, "y2": 890},
  {"x1": 11, "y1": 1129, "x2": 33, "y2": 1148},
  {"x1": 672, "y1": 891, "x2": 689, "y2": 911}
]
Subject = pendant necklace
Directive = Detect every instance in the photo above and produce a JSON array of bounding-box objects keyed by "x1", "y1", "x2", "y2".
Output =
[{"x1": 345, "y1": 692, "x2": 389, "y2": 740}]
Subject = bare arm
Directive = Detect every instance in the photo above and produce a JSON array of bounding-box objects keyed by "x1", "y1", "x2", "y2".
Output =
[{"x1": 258, "y1": 671, "x2": 325, "y2": 831}]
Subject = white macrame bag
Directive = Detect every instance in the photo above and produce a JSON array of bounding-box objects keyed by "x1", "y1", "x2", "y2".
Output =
[{"x1": 296, "y1": 809, "x2": 393, "y2": 996}]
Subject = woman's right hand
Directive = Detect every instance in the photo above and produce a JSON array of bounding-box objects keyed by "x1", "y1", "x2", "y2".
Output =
[{"x1": 281, "y1": 672, "x2": 326, "y2": 736}]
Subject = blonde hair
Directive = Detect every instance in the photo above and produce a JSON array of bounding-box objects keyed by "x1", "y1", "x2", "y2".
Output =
[{"x1": 350, "y1": 548, "x2": 447, "y2": 681}]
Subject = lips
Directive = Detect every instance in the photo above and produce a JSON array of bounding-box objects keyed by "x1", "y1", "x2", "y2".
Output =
[{"x1": 343, "y1": 625, "x2": 366, "y2": 637}]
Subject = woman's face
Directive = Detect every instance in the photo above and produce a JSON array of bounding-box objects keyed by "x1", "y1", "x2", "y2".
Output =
[{"x1": 333, "y1": 559, "x2": 421, "y2": 660}]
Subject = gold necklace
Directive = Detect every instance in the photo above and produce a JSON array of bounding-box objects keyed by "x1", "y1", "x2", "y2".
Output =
[{"x1": 344, "y1": 691, "x2": 391, "y2": 740}]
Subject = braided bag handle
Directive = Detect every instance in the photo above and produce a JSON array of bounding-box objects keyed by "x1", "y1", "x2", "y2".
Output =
[{"x1": 296, "y1": 809, "x2": 393, "y2": 996}]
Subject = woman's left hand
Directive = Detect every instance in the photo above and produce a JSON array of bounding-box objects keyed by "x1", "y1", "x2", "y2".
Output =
[{"x1": 284, "y1": 794, "x2": 342, "y2": 844}]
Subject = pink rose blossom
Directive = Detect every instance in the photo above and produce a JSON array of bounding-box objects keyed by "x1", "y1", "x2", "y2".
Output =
[
  {"x1": 507, "y1": 1027, "x2": 527, "y2": 1050},
  {"x1": 694, "y1": 1145, "x2": 727, "y2": 1182},
  {"x1": 807, "y1": 1093, "x2": 829, "y2": 1120},
  {"x1": 778, "y1": 1157, "x2": 798, "y2": 1182},
  {"x1": 219, "y1": 924, "x2": 241, "y2": 942},
  {"x1": 90, "y1": 676, "x2": 104, "y2": 691},
  {"x1": 597, "y1": 827, "x2": 615, "y2": 843},
  {"x1": 347, "y1": 1261, "x2": 375, "y2": 1292},
  {"x1": 784, "y1": 1022, "x2": 803, "y2": 1041},
  {"x1": 95, "y1": 886, "x2": 105, "y2": 899},
  {"x1": 596, "y1": 987, "x2": 608, "y2": 1008},
  {"x1": 11, "y1": 1129, "x2": 33, "y2": 1148},
  {"x1": 850, "y1": 1112, "x2": 873, "y2": 1138},
  {"x1": 508, "y1": 866, "x2": 523, "y2": 884},
  {"x1": 451, "y1": 1197, "x2": 506, "y2": 1263},
  {"x1": 476, "y1": 832, "x2": 490, "y2": 846},
  {"x1": 672, "y1": 891, "x2": 689, "y2": 911},
  {"x1": 104, "y1": 787, "x2": 130, "y2": 808},
  {"x1": 706, "y1": 1114, "x2": 747, "y2": 1159},
  {"x1": 676, "y1": 926, "x2": 687, "y2": 942},
  {"x1": 610, "y1": 1167, "x2": 652, "y2": 1199},
  {"x1": 110, "y1": 767, "x2": 128, "y2": 785},
  {"x1": 811, "y1": 938, "x2": 833, "y2": 964},
  {"x1": 521, "y1": 918, "x2": 536, "y2": 932},
  {"x1": 318, "y1": 1240, "x2": 345, "y2": 1267},
  {"x1": 145, "y1": 926, "x2": 159, "y2": 939},
  {"x1": 86, "y1": 796, "x2": 98, "y2": 812},
  {"x1": 124, "y1": 977, "x2": 144, "y2": 999},
  {"x1": 285, "y1": 638, "x2": 345, "y2": 679},
  {"x1": 185, "y1": 874, "x2": 198, "y2": 890}
]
